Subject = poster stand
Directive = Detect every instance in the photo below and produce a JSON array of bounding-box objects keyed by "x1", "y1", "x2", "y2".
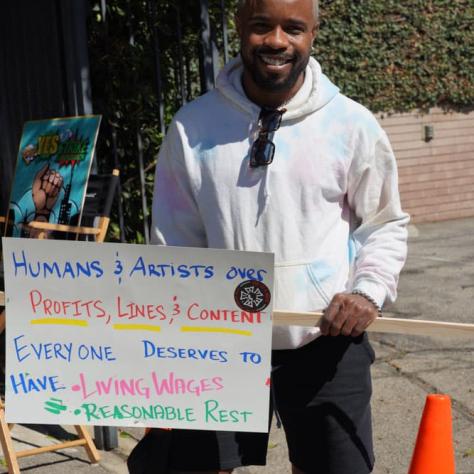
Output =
[
  {"x1": 0, "y1": 115, "x2": 106, "y2": 471},
  {"x1": 0, "y1": 400, "x2": 100, "y2": 474}
]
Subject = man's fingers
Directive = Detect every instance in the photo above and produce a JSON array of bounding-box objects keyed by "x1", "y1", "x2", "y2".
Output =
[
  {"x1": 340, "y1": 315, "x2": 358, "y2": 337},
  {"x1": 350, "y1": 319, "x2": 368, "y2": 337},
  {"x1": 320, "y1": 294, "x2": 343, "y2": 336},
  {"x1": 329, "y1": 297, "x2": 356, "y2": 336},
  {"x1": 350, "y1": 313, "x2": 373, "y2": 337},
  {"x1": 319, "y1": 311, "x2": 329, "y2": 336},
  {"x1": 322, "y1": 293, "x2": 379, "y2": 337},
  {"x1": 329, "y1": 311, "x2": 345, "y2": 336}
]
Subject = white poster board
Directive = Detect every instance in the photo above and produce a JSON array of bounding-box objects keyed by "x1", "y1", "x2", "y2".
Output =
[{"x1": 2, "y1": 238, "x2": 274, "y2": 433}]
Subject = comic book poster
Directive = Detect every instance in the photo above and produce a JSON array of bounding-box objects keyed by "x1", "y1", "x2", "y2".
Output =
[{"x1": 7, "y1": 116, "x2": 101, "y2": 237}]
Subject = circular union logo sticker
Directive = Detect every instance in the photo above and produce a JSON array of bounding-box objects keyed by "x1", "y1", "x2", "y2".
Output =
[{"x1": 234, "y1": 280, "x2": 271, "y2": 312}]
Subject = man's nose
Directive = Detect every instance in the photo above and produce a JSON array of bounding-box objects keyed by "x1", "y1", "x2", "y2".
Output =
[{"x1": 263, "y1": 26, "x2": 288, "y2": 49}]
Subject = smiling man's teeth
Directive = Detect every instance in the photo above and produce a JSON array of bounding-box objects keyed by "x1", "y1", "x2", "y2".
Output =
[{"x1": 260, "y1": 55, "x2": 289, "y2": 66}]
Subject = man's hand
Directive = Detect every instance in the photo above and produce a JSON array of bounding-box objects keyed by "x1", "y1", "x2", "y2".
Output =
[{"x1": 319, "y1": 293, "x2": 379, "y2": 337}]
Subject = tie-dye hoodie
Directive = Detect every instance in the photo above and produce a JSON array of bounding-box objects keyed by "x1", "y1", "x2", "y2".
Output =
[{"x1": 151, "y1": 57, "x2": 409, "y2": 350}]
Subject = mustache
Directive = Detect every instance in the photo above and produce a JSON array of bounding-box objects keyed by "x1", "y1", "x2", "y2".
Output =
[{"x1": 255, "y1": 47, "x2": 295, "y2": 61}]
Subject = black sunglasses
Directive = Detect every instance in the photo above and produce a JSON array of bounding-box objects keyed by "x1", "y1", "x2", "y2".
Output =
[{"x1": 250, "y1": 108, "x2": 286, "y2": 168}]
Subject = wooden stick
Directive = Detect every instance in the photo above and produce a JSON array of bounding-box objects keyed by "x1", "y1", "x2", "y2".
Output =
[
  {"x1": 15, "y1": 439, "x2": 89, "y2": 458},
  {"x1": 27, "y1": 221, "x2": 100, "y2": 235},
  {"x1": 74, "y1": 425, "x2": 101, "y2": 463},
  {"x1": 273, "y1": 310, "x2": 474, "y2": 338},
  {"x1": 0, "y1": 406, "x2": 20, "y2": 474}
]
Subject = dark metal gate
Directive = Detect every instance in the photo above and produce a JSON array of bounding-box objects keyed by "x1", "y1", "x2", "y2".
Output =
[
  {"x1": 91, "y1": 0, "x2": 233, "y2": 243},
  {"x1": 0, "y1": 0, "x2": 234, "y2": 452}
]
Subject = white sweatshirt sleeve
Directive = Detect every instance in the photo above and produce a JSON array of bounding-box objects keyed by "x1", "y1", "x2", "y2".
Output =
[
  {"x1": 150, "y1": 120, "x2": 207, "y2": 247},
  {"x1": 347, "y1": 129, "x2": 410, "y2": 308}
]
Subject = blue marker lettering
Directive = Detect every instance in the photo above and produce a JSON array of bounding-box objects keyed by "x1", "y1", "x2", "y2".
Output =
[
  {"x1": 129, "y1": 256, "x2": 146, "y2": 277},
  {"x1": 29, "y1": 262, "x2": 41, "y2": 278},
  {"x1": 76, "y1": 261, "x2": 92, "y2": 277},
  {"x1": 62, "y1": 261, "x2": 76, "y2": 279},
  {"x1": 177, "y1": 265, "x2": 191, "y2": 278},
  {"x1": 12, "y1": 251, "x2": 28, "y2": 277},
  {"x1": 53, "y1": 343, "x2": 71, "y2": 361},
  {"x1": 256, "y1": 269, "x2": 267, "y2": 281},
  {"x1": 142, "y1": 340, "x2": 156, "y2": 358},
  {"x1": 10, "y1": 372, "x2": 65, "y2": 394},
  {"x1": 189, "y1": 265, "x2": 205, "y2": 277},
  {"x1": 43, "y1": 261, "x2": 61, "y2": 278},
  {"x1": 104, "y1": 346, "x2": 116, "y2": 361},
  {"x1": 90, "y1": 260, "x2": 104, "y2": 277},
  {"x1": 167, "y1": 347, "x2": 177, "y2": 358},
  {"x1": 13, "y1": 335, "x2": 30, "y2": 363},
  {"x1": 204, "y1": 266, "x2": 214, "y2": 279},
  {"x1": 239, "y1": 351, "x2": 262, "y2": 364},
  {"x1": 156, "y1": 346, "x2": 166, "y2": 358},
  {"x1": 78, "y1": 345, "x2": 90, "y2": 360},
  {"x1": 147, "y1": 264, "x2": 161, "y2": 277}
]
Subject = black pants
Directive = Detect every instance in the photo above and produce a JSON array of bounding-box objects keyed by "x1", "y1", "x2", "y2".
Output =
[
  {"x1": 128, "y1": 334, "x2": 375, "y2": 474},
  {"x1": 272, "y1": 334, "x2": 375, "y2": 474}
]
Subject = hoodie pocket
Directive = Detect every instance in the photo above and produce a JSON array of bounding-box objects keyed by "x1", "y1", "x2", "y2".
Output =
[
  {"x1": 273, "y1": 261, "x2": 332, "y2": 311},
  {"x1": 306, "y1": 263, "x2": 332, "y2": 306}
]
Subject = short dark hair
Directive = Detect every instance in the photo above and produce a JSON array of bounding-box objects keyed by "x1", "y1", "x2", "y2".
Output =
[{"x1": 236, "y1": 0, "x2": 319, "y2": 21}]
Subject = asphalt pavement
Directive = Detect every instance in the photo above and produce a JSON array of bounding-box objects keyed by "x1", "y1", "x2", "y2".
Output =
[{"x1": 1, "y1": 217, "x2": 473, "y2": 474}]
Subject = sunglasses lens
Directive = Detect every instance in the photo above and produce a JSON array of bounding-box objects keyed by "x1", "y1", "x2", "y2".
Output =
[
  {"x1": 250, "y1": 108, "x2": 284, "y2": 168},
  {"x1": 261, "y1": 110, "x2": 283, "y2": 132},
  {"x1": 250, "y1": 138, "x2": 275, "y2": 167}
]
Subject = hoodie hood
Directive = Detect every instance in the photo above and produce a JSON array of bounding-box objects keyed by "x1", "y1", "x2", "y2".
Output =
[{"x1": 216, "y1": 56, "x2": 339, "y2": 121}]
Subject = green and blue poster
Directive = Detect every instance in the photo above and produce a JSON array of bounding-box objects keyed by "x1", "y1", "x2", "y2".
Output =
[{"x1": 7, "y1": 115, "x2": 101, "y2": 237}]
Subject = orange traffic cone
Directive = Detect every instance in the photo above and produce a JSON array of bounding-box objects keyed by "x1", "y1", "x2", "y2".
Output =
[{"x1": 408, "y1": 394, "x2": 456, "y2": 474}]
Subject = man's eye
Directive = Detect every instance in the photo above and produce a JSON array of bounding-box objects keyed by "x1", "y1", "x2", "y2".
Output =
[
  {"x1": 286, "y1": 26, "x2": 305, "y2": 35},
  {"x1": 251, "y1": 22, "x2": 271, "y2": 32}
]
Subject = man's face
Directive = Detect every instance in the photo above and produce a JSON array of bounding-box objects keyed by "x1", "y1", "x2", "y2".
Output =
[{"x1": 237, "y1": 0, "x2": 317, "y2": 97}]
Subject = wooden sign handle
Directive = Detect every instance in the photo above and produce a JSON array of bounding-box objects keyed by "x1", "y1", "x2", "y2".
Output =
[{"x1": 273, "y1": 310, "x2": 474, "y2": 338}]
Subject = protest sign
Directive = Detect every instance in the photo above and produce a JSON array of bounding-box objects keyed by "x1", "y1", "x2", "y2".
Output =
[{"x1": 2, "y1": 237, "x2": 273, "y2": 433}]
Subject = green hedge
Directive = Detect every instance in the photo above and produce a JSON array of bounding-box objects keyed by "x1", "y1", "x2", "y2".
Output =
[{"x1": 316, "y1": 0, "x2": 473, "y2": 112}]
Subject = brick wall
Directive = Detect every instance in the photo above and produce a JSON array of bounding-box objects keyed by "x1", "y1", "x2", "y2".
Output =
[{"x1": 378, "y1": 108, "x2": 474, "y2": 223}]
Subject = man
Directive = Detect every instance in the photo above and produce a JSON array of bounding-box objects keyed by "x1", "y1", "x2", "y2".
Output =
[{"x1": 149, "y1": 0, "x2": 409, "y2": 473}]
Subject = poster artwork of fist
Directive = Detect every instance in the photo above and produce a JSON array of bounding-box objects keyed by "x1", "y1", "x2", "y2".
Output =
[{"x1": 32, "y1": 164, "x2": 64, "y2": 221}]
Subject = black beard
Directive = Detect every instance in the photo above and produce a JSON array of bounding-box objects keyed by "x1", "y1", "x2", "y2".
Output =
[{"x1": 241, "y1": 50, "x2": 310, "y2": 92}]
